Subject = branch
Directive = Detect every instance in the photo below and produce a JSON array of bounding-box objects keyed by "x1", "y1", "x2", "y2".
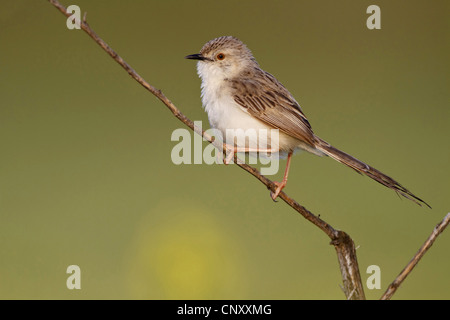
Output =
[
  {"x1": 380, "y1": 212, "x2": 450, "y2": 300},
  {"x1": 332, "y1": 232, "x2": 366, "y2": 300},
  {"x1": 49, "y1": 0, "x2": 366, "y2": 299}
]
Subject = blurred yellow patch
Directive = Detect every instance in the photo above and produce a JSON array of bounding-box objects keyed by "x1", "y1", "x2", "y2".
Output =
[{"x1": 126, "y1": 200, "x2": 247, "y2": 299}]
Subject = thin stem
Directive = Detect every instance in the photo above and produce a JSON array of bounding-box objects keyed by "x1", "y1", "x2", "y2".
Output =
[{"x1": 380, "y1": 212, "x2": 450, "y2": 300}]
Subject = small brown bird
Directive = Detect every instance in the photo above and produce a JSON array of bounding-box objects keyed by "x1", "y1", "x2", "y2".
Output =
[{"x1": 186, "y1": 36, "x2": 430, "y2": 207}]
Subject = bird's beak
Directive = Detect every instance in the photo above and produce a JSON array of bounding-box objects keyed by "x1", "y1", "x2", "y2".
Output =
[{"x1": 185, "y1": 53, "x2": 210, "y2": 61}]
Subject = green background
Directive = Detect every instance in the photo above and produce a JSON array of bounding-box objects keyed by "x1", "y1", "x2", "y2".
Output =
[{"x1": 0, "y1": 0, "x2": 448, "y2": 299}]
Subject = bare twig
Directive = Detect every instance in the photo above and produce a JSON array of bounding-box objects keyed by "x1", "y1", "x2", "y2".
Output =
[
  {"x1": 380, "y1": 212, "x2": 450, "y2": 300},
  {"x1": 47, "y1": 0, "x2": 370, "y2": 300},
  {"x1": 332, "y1": 232, "x2": 366, "y2": 300}
]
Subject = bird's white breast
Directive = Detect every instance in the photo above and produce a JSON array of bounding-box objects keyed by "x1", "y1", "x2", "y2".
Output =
[{"x1": 197, "y1": 61, "x2": 301, "y2": 153}]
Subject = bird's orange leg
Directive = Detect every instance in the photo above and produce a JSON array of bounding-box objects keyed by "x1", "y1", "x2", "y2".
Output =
[
  {"x1": 223, "y1": 145, "x2": 279, "y2": 165},
  {"x1": 271, "y1": 151, "x2": 293, "y2": 201}
]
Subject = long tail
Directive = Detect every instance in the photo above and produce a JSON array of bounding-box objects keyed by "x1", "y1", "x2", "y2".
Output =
[{"x1": 314, "y1": 137, "x2": 430, "y2": 208}]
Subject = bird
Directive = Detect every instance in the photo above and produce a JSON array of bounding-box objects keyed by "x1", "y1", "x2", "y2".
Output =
[{"x1": 185, "y1": 36, "x2": 430, "y2": 207}]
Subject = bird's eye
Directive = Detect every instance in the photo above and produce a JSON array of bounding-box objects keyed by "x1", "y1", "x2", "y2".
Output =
[{"x1": 216, "y1": 53, "x2": 225, "y2": 60}]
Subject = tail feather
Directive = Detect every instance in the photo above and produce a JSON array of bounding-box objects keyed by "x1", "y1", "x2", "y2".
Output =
[{"x1": 314, "y1": 137, "x2": 430, "y2": 208}]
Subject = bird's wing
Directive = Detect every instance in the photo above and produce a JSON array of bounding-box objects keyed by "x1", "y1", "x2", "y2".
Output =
[{"x1": 231, "y1": 70, "x2": 316, "y2": 146}]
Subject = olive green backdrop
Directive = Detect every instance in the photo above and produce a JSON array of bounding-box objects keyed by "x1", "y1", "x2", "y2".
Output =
[{"x1": 0, "y1": 0, "x2": 448, "y2": 299}]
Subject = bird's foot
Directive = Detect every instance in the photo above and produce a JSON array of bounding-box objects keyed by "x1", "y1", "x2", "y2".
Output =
[{"x1": 270, "y1": 180, "x2": 287, "y2": 201}]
